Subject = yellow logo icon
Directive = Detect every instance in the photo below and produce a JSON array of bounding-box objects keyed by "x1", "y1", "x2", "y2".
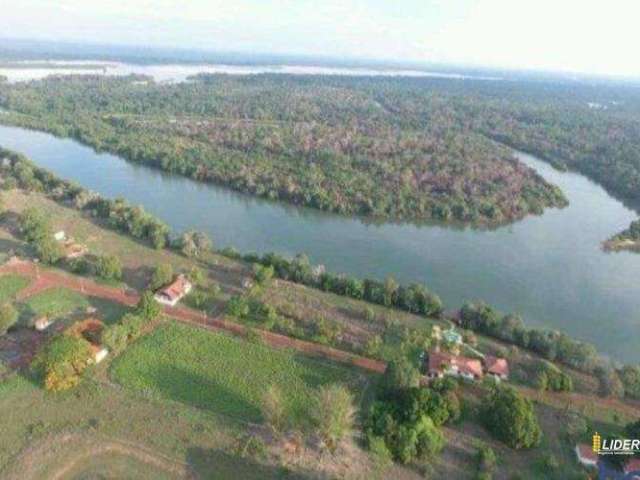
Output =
[{"x1": 592, "y1": 432, "x2": 601, "y2": 454}]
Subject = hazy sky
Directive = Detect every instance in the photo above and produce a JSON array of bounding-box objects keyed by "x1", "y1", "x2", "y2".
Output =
[{"x1": 3, "y1": 0, "x2": 640, "y2": 76}]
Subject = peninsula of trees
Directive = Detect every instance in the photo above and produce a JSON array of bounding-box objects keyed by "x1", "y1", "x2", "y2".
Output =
[{"x1": 0, "y1": 74, "x2": 570, "y2": 225}]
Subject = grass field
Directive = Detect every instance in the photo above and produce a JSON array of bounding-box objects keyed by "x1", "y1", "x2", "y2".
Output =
[
  {"x1": 0, "y1": 375, "x2": 294, "y2": 480},
  {"x1": 111, "y1": 322, "x2": 366, "y2": 423},
  {"x1": 0, "y1": 274, "x2": 29, "y2": 303},
  {"x1": 19, "y1": 287, "x2": 129, "y2": 325}
]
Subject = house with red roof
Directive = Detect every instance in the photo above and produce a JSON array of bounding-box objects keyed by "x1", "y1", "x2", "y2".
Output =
[
  {"x1": 154, "y1": 274, "x2": 193, "y2": 307},
  {"x1": 575, "y1": 443, "x2": 598, "y2": 468},
  {"x1": 426, "y1": 350, "x2": 484, "y2": 381},
  {"x1": 484, "y1": 355, "x2": 510, "y2": 381},
  {"x1": 625, "y1": 458, "x2": 640, "y2": 478}
]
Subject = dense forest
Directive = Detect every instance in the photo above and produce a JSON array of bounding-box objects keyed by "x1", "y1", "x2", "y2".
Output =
[{"x1": 0, "y1": 74, "x2": 572, "y2": 224}]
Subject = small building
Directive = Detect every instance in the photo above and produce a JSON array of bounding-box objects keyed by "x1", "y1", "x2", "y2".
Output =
[
  {"x1": 426, "y1": 350, "x2": 483, "y2": 381},
  {"x1": 91, "y1": 345, "x2": 109, "y2": 364},
  {"x1": 63, "y1": 242, "x2": 88, "y2": 259},
  {"x1": 53, "y1": 230, "x2": 67, "y2": 242},
  {"x1": 575, "y1": 444, "x2": 598, "y2": 468},
  {"x1": 154, "y1": 274, "x2": 193, "y2": 307},
  {"x1": 34, "y1": 316, "x2": 53, "y2": 331},
  {"x1": 241, "y1": 277, "x2": 254, "y2": 289},
  {"x1": 625, "y1": 458, "x2": 640, "y2": 477},
  {"x1": 484, "y1": 356, "x2": 510, "y2": 381},
  {"x1": 442, "y1": 327, "x2": 463, "y2": 345}
]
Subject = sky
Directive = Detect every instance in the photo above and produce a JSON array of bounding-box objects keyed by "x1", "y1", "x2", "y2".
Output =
[{"x1": 2, "y1": 0, "x2": 640, "y2": 76}]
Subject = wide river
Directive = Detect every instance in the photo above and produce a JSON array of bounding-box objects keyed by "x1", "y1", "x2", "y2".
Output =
[{"x1": 1, "y1": 125, "x2": 638, "y2": 362}]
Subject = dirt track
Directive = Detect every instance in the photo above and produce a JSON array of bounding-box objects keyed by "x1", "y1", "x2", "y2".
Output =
[{"x1": 1, "y1": 258, "x2": 387, "y2": 374}]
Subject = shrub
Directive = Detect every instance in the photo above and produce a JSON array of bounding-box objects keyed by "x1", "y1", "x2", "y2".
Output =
[
  {"x1": 253, "y1": 263, "x2": 274, "y2": 284},
  {"x1": 149, "y1": 263, "x2": 173, "y2": 290},
  {"x1": 382, "y1": 357, "x2": 421, "y2": 391},
  {"x1": 482, "y1": 386, "x2": 541, "y2": 449},
  {"x1": 619, "y1": 365, "x2": 640, "y2": 399},
  {"x1": 312, "y1": 384, "x2": 356, "y2": 452},
  {"x1": 0, "y1": 303, "x2": 18, "y2": 336},
  {"x1": 136, "y1": 291, "x2": 162, "y2": 321},
  {"x1": 476, "y1": 445, "x2": 497, "y2": 476},
  {"x1": 35, "y1": 334, "x2": 93, "y2": 391},
  {"x1": 226, "y1": 295, "x2": 250, "y2": 319},
  {"x1": 94, "y1": 254, "x2": 122, "y2": 281},
  {"x1": 261, "y1": 384, "x2": 287, "y2": 434}
]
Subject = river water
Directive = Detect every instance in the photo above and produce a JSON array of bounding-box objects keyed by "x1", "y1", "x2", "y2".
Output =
[{"x1": 1, "y1": 124, "x2": 638, "y2": 361}]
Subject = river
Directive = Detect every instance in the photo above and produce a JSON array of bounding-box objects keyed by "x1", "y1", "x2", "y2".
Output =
[{"x1": 1, "y1": 124, "x2": 638, "y2": 362}]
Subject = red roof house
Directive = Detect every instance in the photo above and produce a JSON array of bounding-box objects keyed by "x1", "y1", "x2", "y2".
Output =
[
  {"x1": 575, "y1": 444, "x2": 598, "y2": 468},
  {"x1": 484, "y1": 356, "x2": 510, "y2": 380},
  {"x1": 426, "y1": 350, "x2": 484, "y2": 381},
  {"x1": 625, "y1": 458, "x2": 640, "y2": 476},
  {"x1": 154, "y1": 274, "x2": 193, "y2": 307}
]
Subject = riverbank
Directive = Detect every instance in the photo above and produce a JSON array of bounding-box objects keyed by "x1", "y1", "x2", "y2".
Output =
[{"x1": 0, "y1": 125, "x2": 639, "y2": 362}]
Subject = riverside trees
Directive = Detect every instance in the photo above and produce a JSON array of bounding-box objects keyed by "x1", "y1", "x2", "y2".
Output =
[{"x1": 0, "y1": 74, "x2": 570, "y2": 225}]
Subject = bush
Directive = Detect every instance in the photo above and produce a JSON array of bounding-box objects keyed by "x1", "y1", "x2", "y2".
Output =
[
  {"x1": 136, "y1": 291, "x2": 162, "y2": 321},
  {"x1": 261, "y1": 384, "x2": 287, "y2": 434},
  {"x1": 476, "y1": 445, "x2": 497, "y2": 476},
  {"x1": 382, "y1": 357, "x2": 421, "y2": 391},
  {"x1": 482, "y1": 386, "x2": 541, "y2": 449},
  {"x1": 226, "y1": 295, "x2": 250, "y2": 319},
  {"x1": 35, "y1": 334, "x2": 93, "y2": 391},
  {"x1": 0, "y1": 303, "x2": 18, "y2": 336},
  {"x1": 535, "y1": 361, "x2": 573, "y2": 392},
  {"x1": 94, "y1": 255, "x2": 122, "y2": 281},
  {"x1": 619, "y1": 365, "x2": 640, "y2": 399},
  {"x1": 253, "y1": 263, "x2": 274, "y2": 284},
  {"x1": 149, "y1": 263, "x2": 173, "y2": 290},
  {"x1": 312, "y1": 384, "x2": 356, "y2": 452}
]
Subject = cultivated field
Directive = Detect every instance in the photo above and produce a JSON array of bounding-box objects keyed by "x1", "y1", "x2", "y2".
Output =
[{"x1": 111, "y1": 322, "x2": 367, "y2": 423}]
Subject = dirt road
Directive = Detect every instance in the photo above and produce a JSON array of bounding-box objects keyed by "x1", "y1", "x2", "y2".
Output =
[{"x1": 1, "y1": 258, "x2": 387, "y2": 374}]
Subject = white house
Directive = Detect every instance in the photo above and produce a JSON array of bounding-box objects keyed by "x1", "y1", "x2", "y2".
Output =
[
  {"x1": 34, "y1": 316, "x2": 53, "y2": 331},
  {"x1": 154, "y1": 274, "x2": 193, "y2": 307}
]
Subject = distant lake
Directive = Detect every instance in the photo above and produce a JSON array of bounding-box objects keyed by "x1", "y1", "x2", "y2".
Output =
[
  {"x1": 0, "y1": 124, "x2": 638, "y2": 362},
  {"x1": 0, "y1": 60, "x2": 502, "y2": 83}
]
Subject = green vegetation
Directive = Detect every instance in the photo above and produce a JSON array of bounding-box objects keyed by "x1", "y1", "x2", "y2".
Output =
[
  {"x1": 0, "y1": 75, "x2": 569, "y2": 224},
  {"x1": 311, "y1": 384, "x2": 356, "y2": 452},
  {"x1": 605, "y1": 218, "x2": 640, "y2": 252},
  {"x1": 535, "y1": 361, "x2": 573, "y2": 393},
  {"x1": 110, "y1": 322, "x2": 363, "y2": 422},
  {"x1": 18, "y1": 207, "x2": 62, "y2": 264},
  {"x1": 482, "y1": 386, "x2": 541, "y2": 449},
  {"x1": 23, "y1": 287, "x2": 90, "y2": 318},
  {"x1": 94, "y1": 254, "x2": 123, "y2": 281},
  {"x1": 0, "y1": 274, "x2": 29, "y2": 303},
  {"x1": 366, "y1": 378, "x2": 457, "y2": 464},
  {"x1": 1, "y1": 147, "x2": 170, "y2": 250},
  {"x1": 149, "y1": 263, "x2": 173, "y2": 290},
  {"x1": 0, "y1": 302, "x2": 18, "y2": 335},
  {"x1": 460, "y1": 301, "x2": 599, "y2": 373},
  {"x1": 34, "y1": 334, "x2": 93, "y2": 391},
  {"x1": 239, "y1": 252, "x2": 443, "y2": 317}
]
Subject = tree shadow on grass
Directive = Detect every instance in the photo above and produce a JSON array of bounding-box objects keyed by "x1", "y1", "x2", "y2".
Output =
[
  {"x1": 144, "y1": 364, "x2": 261, "y2": 422},
  {"x1": 186, "y1": 447, "x2": 311, "y2": 480}
]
